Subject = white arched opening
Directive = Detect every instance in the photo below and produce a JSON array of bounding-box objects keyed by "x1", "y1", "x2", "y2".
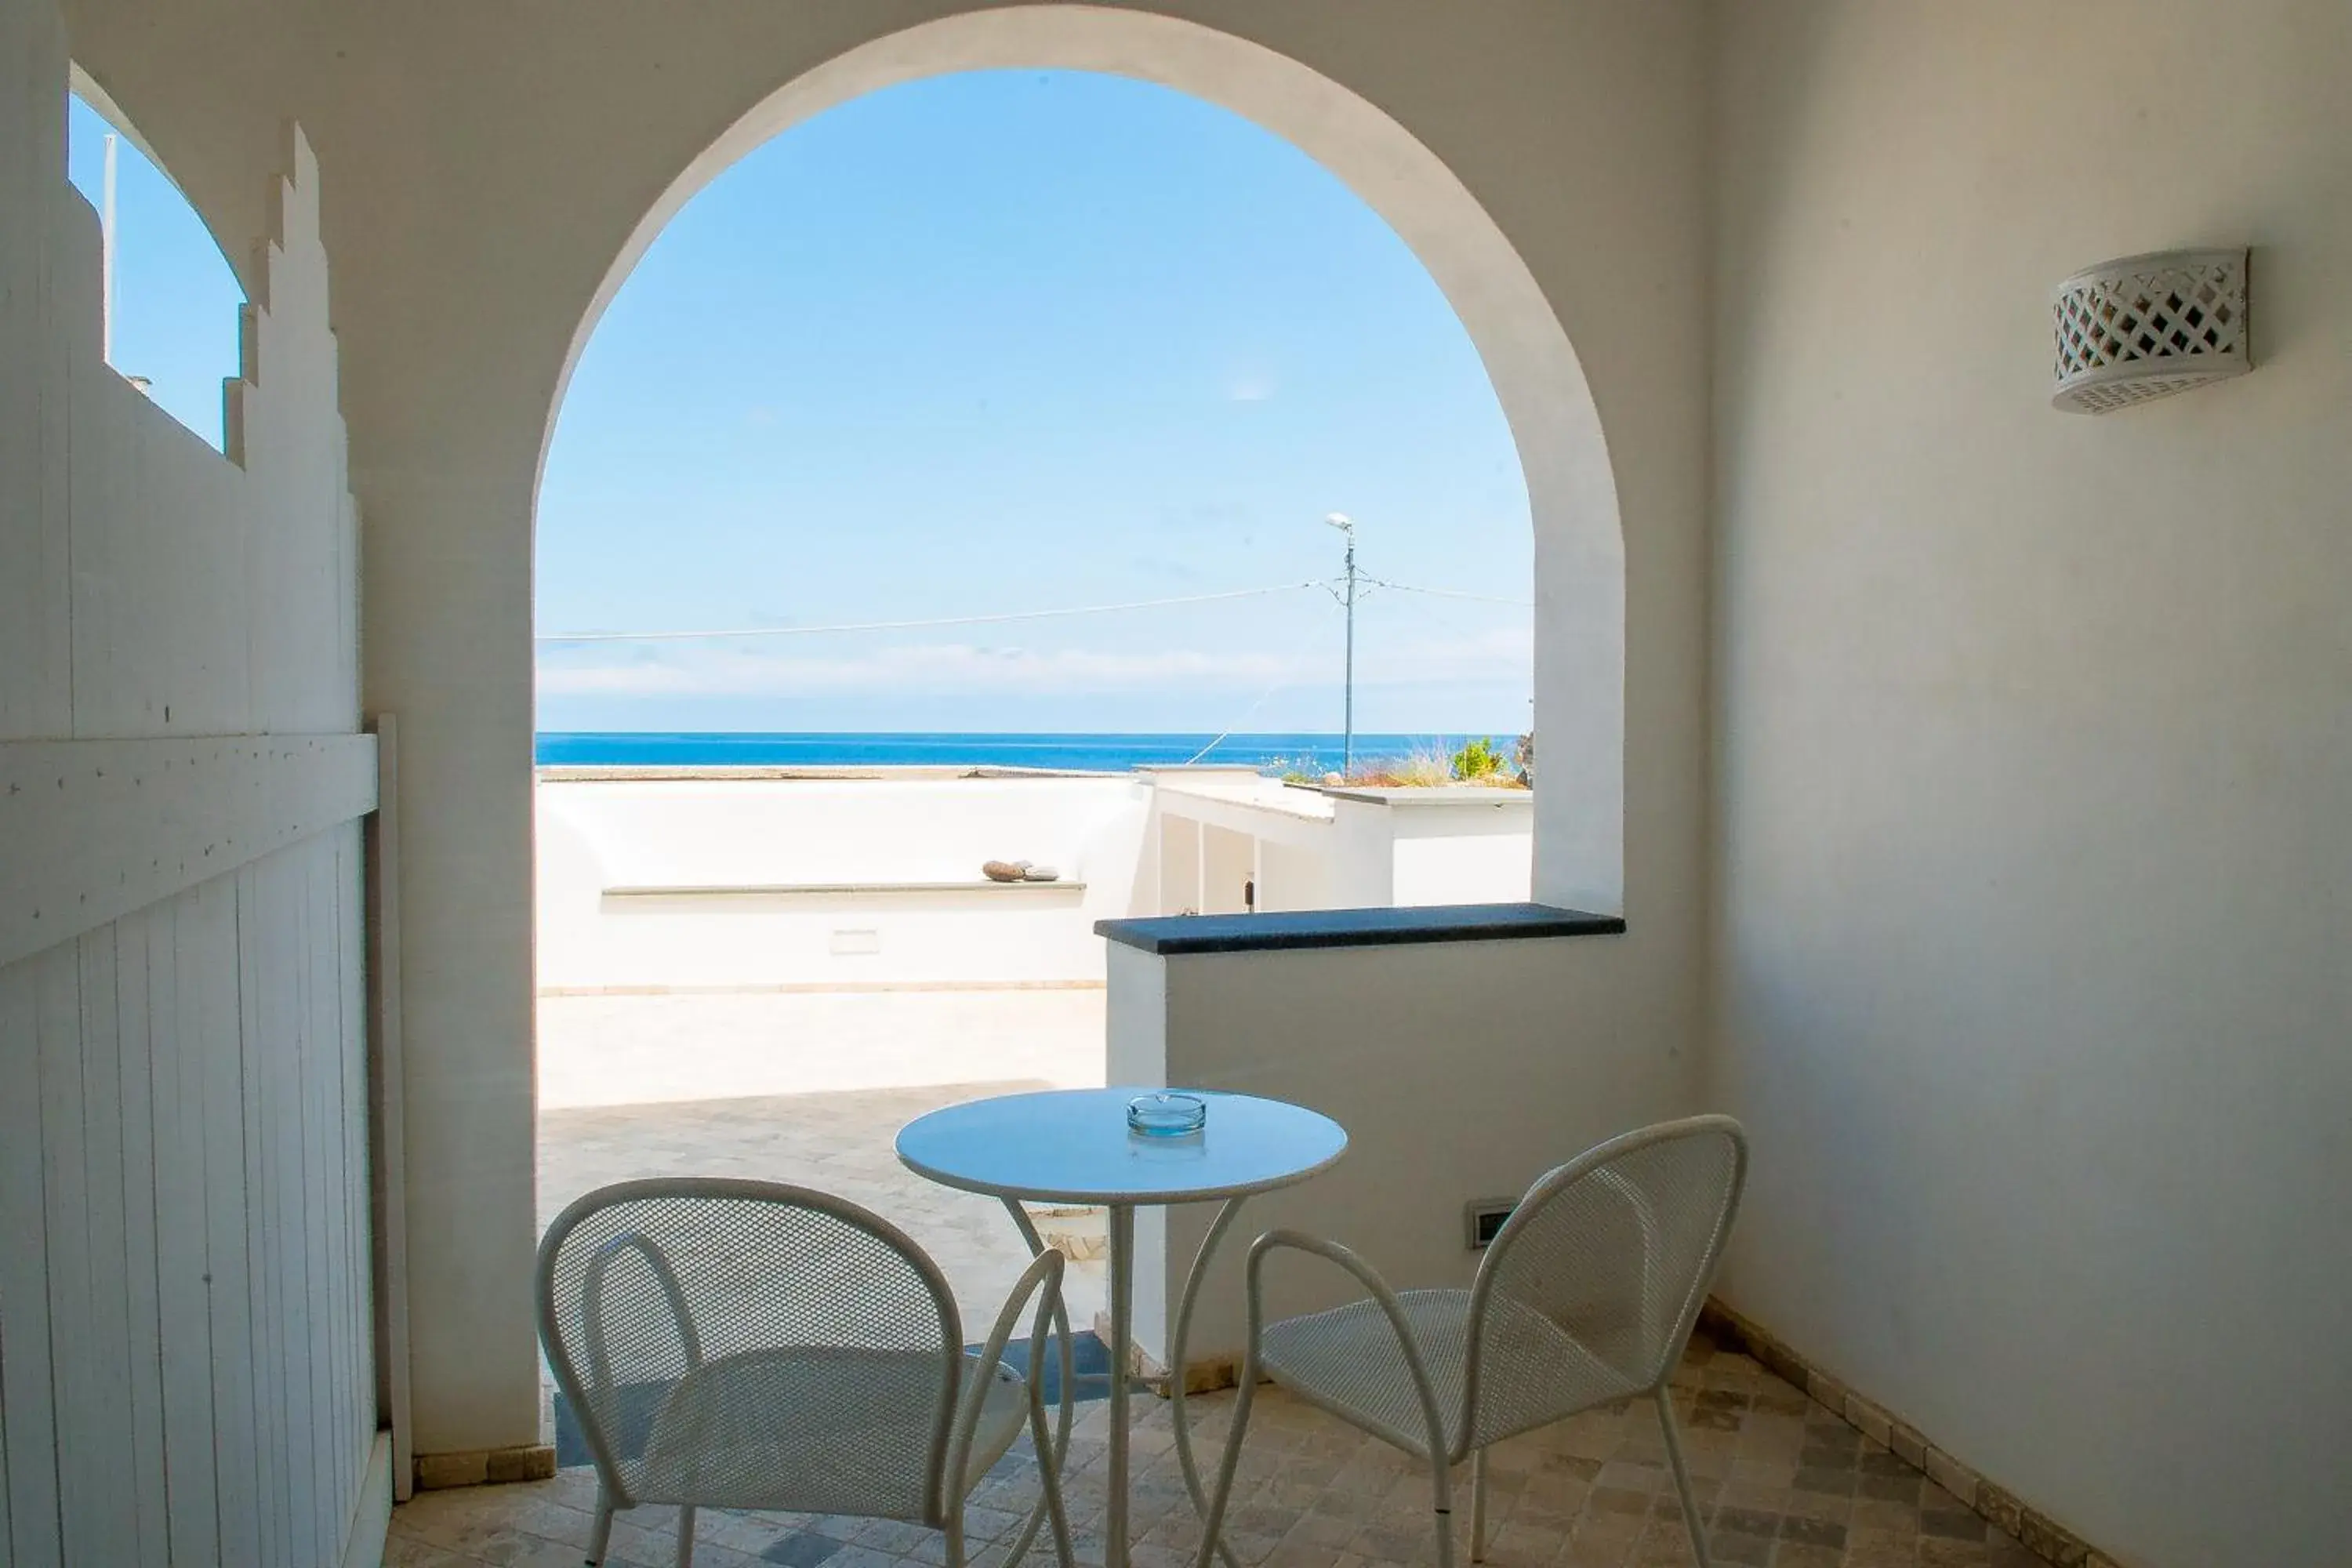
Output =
[{"x1": 544, "y1": 3, "x2": 1625, "y2": 913}]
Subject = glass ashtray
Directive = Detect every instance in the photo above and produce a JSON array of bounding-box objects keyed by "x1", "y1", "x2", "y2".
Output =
[{"x1": 1127, "y1": 1091, "x2": 1207, "y2": 1138}]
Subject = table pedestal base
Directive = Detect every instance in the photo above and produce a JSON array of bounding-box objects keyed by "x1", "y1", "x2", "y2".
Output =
[{"x1": 999, "y1": 1196, "x2": 1249, "y2": 1568}]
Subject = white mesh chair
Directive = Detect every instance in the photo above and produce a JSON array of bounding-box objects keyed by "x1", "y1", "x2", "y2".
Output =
[
  {"x1": 1194, "y1": 1116, "x2": 1748, "y2": 1568},
  {"x1": 537, "y1": 1178, "x2": 1076, "y2": 1568}
]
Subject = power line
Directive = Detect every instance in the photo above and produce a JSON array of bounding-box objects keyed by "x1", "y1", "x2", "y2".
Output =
[
  {"x1": 1183, "y1": 596, "x2": 1346, "y2": 765},
  {"x1": 1359, "y1": 576, "x2": 1533, "y2": 608},
  {"x1": 535, "y1": 581, "x2": 1326, "y2": 644}
]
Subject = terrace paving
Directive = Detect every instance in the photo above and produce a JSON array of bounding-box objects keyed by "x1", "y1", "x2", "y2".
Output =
[
  {"x1": 391, "y1": 1325, "x2": 2045, "y2": 1568},
  {"x1": 537, "y1": 987, "x2": 1113, "y2": 1345}
]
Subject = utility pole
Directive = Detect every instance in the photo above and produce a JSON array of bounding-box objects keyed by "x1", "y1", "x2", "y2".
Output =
[
  {"x1": 100, "y1": 133, "x2": 118, "y2": 364},
  {"x1": 1326, "y1": 512, "x2": 1357, "y2": 775}
]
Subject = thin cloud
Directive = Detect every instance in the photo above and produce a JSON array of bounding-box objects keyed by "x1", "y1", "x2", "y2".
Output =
[{"x1": 536, "y1": 630, "x2": 1527, "y2": 699}]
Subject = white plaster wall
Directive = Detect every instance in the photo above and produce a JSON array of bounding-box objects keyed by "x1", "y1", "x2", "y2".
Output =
[
  {"x1": 1323, "y1": 807, "x2": 1400, "y2": 909},
  {"x1": 1708, "y1": 5, "x2": 2352, "y2": 1565},
  {"x1": 1154, "y1": 815, "x2": 1200, "y2": 915},
  {"x1": 1200, "y1": 826, "x2": 1256, "y2": 916},
  {"x1": 1392, "y1": 829, "x2": 1531, "y2": 906},
  {"x1": 62, "y1": 0, "x2": 1712, "y2": 1454},
  {"x1": 1254, "y1": 842, "x2": 1332, "y2": 914},
  {"x1": 1151, "y1": 787, "x2": 1534, "y2": 912},
  {"x1": 1342, "y1": 795, "x2": 1535, "y2": 906},
  {"x1": 1133, "y1": 934, "x2": 1664, "y2": 1365},
  {"x1": 535, "y1": 775, "x2": 1145, "y2": 988}
]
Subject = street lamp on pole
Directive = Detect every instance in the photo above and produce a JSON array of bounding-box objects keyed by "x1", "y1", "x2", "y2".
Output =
[{"x1": 1325, "y1": 512, "x2": 1357, "y2": 776}]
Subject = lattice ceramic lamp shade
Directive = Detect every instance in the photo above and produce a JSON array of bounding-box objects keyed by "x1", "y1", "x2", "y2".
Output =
[{"x1": 2051, "y1": 248, "x2": 2250, "y2": 413}]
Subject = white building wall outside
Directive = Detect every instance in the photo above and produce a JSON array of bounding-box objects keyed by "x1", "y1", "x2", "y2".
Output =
[
  {"x1": 1254, "y1": 841, "x2": 1333, "y2": 913},
  {"x1": 1199, "y1": 825, "x2": 1257, "y2": 916},
  {"x1": 536, "y1": 775, "x2": 1534, "y2": 991},
  {"x1": 537, "y1": 775, "x2": 1149, "y2": 989}
]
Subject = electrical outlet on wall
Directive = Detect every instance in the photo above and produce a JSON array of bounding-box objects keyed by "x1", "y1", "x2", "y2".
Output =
[
  {"x1": 829, "y1": 927, "x2": 881, "y2": 956},
  {"x1": 1465, "y1": 1199, "x2": 1516, "y2": 1250}
]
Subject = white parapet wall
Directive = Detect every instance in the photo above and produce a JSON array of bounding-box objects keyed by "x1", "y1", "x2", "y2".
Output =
[
  {"x1": 535, "y1": 770, "x2": 1152, "y2": 990},
  {"x1": 536, "y1": 768, "x2": 1537, "y2": 993},
  {"x1": 1103, "y1": 916, "x2": 1666, "y2": 1373},
  {"x1": 1144, "y1": 772, "x2": 1533, "y2": 915}
]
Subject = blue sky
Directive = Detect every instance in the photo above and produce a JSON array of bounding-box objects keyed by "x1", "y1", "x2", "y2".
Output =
[
  {"x1": 73, "y1": 72, "x2": 1532, "y2": 735},
  {"x1": 65, "y1": 96, "x2": 245, "y2": 447}
]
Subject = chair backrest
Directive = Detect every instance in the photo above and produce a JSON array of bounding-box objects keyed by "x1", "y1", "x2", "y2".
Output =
[
  {"x1": 1461, "y1": 1116, "x2": 1747, "y2": 1446},
  {"x1": 536, "y1": 1178, "x2": 963, "y2": 1520}
]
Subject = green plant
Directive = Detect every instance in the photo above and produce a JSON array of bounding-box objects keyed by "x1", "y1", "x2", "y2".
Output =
[
  {"x1": 1269, "y1": 753, "x2": 1335, "y2": 784},
  {"x1": 1450, "y1": 735, "x2": 1508, "y2": 782}
]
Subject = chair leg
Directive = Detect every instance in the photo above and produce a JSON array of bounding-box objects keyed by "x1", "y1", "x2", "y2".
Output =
[
  {"x1": 1469, "y1": 1448, "x2": 1489, "y2": 1563},
  {"x1": 673, "y1": 1503, "x2": 697, "y2": 1568},
  {"x1": 586, "y1": 1494, "x2": 614, "y2": 1565},
  {"x1": 1427, "y1": 1446, "x2": 1456, "y2": 1568},
  {"x1": 1191, "y1": 1366, "x2": 1261, "y2": 1568},
  {"x1": 1653, "y1": 1386, "x2": 1714, "y2": 1568},
  {"x1": 1030, "y1": 1386, "x2": 1078, "y2": 1568},
  {"x1": 945, "y1": 1512, "x2": 965, "y2": 1568}
]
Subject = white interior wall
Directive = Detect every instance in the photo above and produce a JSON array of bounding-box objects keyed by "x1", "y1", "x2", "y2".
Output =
[
  {"x1": 1708, "y1": 5, "x2": 2351, "y2": 1566},
  {"x1": 0, "y1": 11, "x2": 383, "y2": 1561},
  {"x1": 1133, "y1": 934, "x2": 1664, "y2": 1365}
]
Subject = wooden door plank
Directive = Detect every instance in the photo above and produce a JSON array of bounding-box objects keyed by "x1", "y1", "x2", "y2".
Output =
[
  {"x1": 109, "y1": 911, "x2": 171, "y2": 1566},
  {"x1": 149, "y1": 890, "x2": 223, "y2": 1567},
  {"x1": 298, "y1": 839, "x2": 343, "y2": 1546},
  {"x1": 0, "y1": 949, "x2": 66, "y2": 1567},
  {"x1": 337, "y1": 828, "x2": 377, "y2": 1481},
  {"x1": 0, "y1": 1323, "x2": 12, "y2": 1563},
  {"x1": 49, "y1": 927, "x2": 136, "y2": 1565},
  {"x1": 193, "y1": 875, "x2": 263, "y2": 1565},
  {"x1": 234, "y1": 862, "x2": 285, "y2": 1568},
  {"x1": 256, "y1": 851, "x2": 316, "y2": 1568}
]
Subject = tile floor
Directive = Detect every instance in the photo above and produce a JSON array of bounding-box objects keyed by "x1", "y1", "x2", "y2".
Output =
[{"x1": 386, "y1": 1327, "x2": 2041, "y2": 1568}]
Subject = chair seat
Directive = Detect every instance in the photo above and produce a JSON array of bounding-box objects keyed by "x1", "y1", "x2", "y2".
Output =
[
  {"x1": 1261, "y1": 1289, "x2": 1641, "y2": 1460},
  {"x1": 628, "y1": 1345, "x2": 1027, "y2": 1515}
]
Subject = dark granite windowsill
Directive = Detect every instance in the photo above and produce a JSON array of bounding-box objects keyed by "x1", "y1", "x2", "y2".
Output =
[{"x1": 1094, "y1": 902, "x2": 1624, "y2": 956}]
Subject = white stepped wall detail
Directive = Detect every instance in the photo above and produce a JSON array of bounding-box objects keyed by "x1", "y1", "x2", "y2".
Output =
[{"x1": 1, "y1": 7, "x2": 382, "y2": 1564}]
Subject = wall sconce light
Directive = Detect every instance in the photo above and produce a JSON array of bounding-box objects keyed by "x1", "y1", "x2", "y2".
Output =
[{"x1": 2051, "y1": 248, "x2": 2249, "y2": 413}]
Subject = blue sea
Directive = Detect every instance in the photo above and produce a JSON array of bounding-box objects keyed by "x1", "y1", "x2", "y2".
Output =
[{"x1": 535, "y1": 731, "x2": 1498, "y2": 774}]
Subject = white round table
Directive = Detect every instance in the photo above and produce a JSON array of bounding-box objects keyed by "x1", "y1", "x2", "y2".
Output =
[{"x1": 898, "y1": 1087, "x2": 1347, "y2": 1568}]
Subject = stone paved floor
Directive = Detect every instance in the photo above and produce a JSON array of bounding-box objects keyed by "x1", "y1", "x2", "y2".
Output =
[
  {"x1": 539, "y1": 990, "x2": 1110, "y2": 1112},
  {"x1": 388, "y1": 1327, "x2": 2041, "y2": 1568},
  {"x1": 538, "y1": 989, "x2": 1112, "y2": 1343}
]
